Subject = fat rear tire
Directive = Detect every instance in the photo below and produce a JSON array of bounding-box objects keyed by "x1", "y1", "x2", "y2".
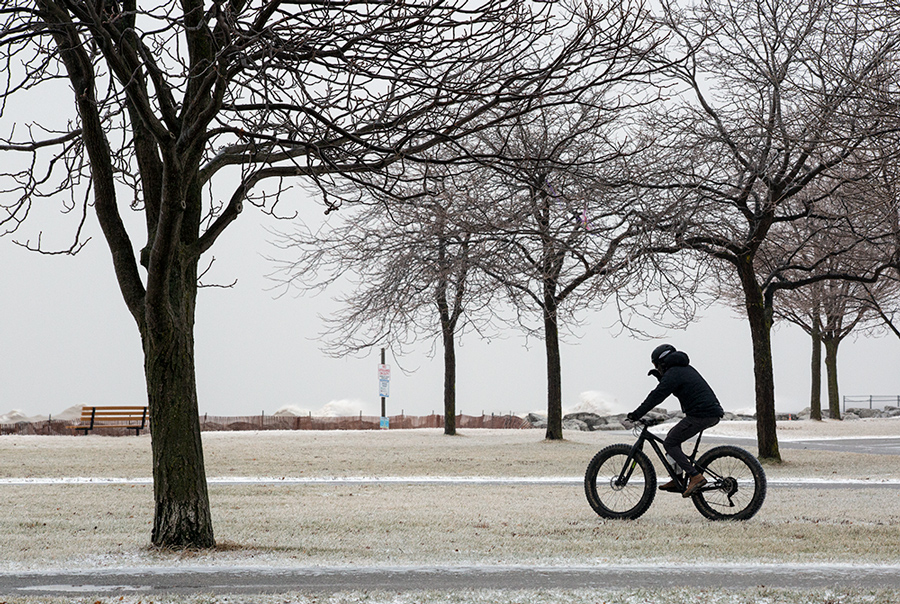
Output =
[{"x1": 691, "y1": 445, "x2": 766, "y2": 520}]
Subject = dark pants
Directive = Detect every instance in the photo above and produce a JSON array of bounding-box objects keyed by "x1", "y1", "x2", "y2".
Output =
[{"x1": 664, "y1": 415, "x2": 721, "y2": 477}]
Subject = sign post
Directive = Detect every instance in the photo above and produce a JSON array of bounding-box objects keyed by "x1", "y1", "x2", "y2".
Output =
[{"x1": 379, "y1": 348, "x2": 390, "y2": 429}]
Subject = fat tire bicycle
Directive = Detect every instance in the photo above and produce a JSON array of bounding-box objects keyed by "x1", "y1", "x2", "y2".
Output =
[{"x1": 584, "y1": 418, "x2": 766, "y2": 521}]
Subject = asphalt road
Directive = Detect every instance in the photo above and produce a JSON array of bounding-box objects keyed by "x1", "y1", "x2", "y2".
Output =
[{"x1": 4, "y1": 564, "x2": 900, "y2": 597}]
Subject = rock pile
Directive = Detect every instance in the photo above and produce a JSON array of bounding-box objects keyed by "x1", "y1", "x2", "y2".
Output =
[
  {"x1": 798, "y1": 406, "x2": 900, "y2": 420},
  {"x1": 526, "y1": 408, "x2": 800, "y2": 431}
]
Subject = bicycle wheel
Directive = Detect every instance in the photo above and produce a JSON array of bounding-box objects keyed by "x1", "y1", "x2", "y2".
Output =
[
  {"x1": 691, "y1": 445, "x2": 767, "y2": 520},
  {"x1": 584, "y1": 444, "x2": 656, "y2": 519}
]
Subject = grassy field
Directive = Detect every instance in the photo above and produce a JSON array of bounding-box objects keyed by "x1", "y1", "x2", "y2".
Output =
[{"x1": 0, "y1": 420, "x2": 898, "y2": 603}]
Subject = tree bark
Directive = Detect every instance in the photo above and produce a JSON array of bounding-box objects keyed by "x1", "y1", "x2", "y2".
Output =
[
  {"x1": 440, "y1": 314, "x2": 457, "y2": 436},
  {"x1": 809, "y1": 316, "x2": 823, "y2": 421},
  {"x1": 823, "y1": 335, "x2": 842, "y2": 420},
  {"x1": 543, "y1": 298, "x2": 563, "y2": 440},
  {"x1": 142, "y1": 245, "x2": 215, "y2": 548},
  {"x1": 436, "y1": 234, "x2": 458, "y2": 436},
  {"x1": 738, "y1": 261, "x2": 781, "y2": 462}
]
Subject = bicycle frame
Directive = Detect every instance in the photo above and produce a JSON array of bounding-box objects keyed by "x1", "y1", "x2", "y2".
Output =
[{"x1": 615, "y1": 421, "x2": 704, "y2": 491}]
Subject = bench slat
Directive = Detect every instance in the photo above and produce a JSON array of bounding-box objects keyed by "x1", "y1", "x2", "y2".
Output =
[
  {"x1": 79, "y1": 412, "x2": 146, "y2": 418},
  {"x1": 68, "y1": 406, "x2": 149, "y2": 435}
]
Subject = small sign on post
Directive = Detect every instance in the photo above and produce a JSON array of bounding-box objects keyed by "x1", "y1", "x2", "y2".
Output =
[
  {"x1": 379, "y1": 349, "x2": 390, "y2": 429},
  {"x1": 378, "y1": 364, "x2": 391, "y2": 398}
]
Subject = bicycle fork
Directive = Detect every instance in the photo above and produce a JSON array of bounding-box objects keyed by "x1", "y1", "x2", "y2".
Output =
[{"x1": 615, "y1": 433, "x2": 650, "y2": 488}]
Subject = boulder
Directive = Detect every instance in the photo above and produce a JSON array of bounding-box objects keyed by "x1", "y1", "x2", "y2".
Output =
[
  {"x1": 562, "y1": 412, "x2": 607, "y2": 431},
  {"x1": 846, "y1": 407, "x2": 881, "y2": 419},
  {"x1": 562, "y1": 418, "x2": 589, "y2": 431}
]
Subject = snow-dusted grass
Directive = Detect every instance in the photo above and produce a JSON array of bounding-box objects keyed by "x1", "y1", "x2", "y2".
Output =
[
  {"x1": 1, "y1": 421, "x2": 899, "y2": 602},
  {"x1": 3, "y1": 418, "x2": 899, "y2": 480},
  {"x1": 2, "y1": 481, "x2": 899, "y2": 571}
]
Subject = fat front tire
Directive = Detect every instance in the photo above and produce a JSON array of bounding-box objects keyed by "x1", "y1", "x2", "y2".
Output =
[
  {"x1": 584, "y1": 444, "x2": 656, "y2": 520},
  {"x1": 691, "y1": 445, "x2": 767, "y2": 521}
]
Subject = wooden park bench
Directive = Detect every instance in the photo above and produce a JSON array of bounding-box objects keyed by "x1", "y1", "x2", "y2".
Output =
[{"x1": 68, "y1": 406, "x2": 149, "y2": 435}]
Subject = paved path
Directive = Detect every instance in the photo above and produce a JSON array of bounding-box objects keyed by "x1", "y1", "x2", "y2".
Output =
[{"x1": 4, "y1": 564, "x2": 900, "y2": 596}]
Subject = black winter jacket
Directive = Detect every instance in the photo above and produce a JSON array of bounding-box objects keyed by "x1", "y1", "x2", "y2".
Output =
[{"x1": 630, "y1": 351, "x2": 724, "y2": 419}]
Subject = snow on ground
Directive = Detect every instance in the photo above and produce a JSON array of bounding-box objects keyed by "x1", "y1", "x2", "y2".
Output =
[
  {"x1": 1, "y1": 421, "x2": 899, "y2": 603},
  {"x1": 703, "y1": 417, "x2": 900, "y2": 440}
]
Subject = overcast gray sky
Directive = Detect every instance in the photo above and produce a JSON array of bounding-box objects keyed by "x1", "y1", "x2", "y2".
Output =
[{"x1": 2, "y1": 196, "x2": 898, "y2": 421}]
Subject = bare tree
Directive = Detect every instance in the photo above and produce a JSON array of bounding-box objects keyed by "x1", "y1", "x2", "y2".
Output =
[
  {"x1": 645, "y1": 0, "x2": 897, "y2": 461},
  {"x1": 0, "y1": 0, "x2": 637, "y2": 547},
  {"x1": 269, "y1": 4, "x2": 668, "y2": 442},
  {"x1": 269, "y1": 169, "x2": 497, "y2": 436},
  {"x1": 459, "y1": 101, "x2": 690, "y2": 440},
  {"x1": 777, "y1": 280, "x2": 891, "y2": 420}
]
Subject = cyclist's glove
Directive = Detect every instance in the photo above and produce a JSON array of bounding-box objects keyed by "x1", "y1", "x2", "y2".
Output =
[
  {"x1": 648, "y1": 369, "x2": 662, "y2": 381},
  {"x1": 626, "y1": 412, "x2": 639, "y2": 422}
]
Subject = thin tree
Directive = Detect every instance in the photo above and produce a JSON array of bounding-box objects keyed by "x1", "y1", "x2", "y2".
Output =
[{"x1": 0, "y1": 0, "x2": 625, "y2": 547}]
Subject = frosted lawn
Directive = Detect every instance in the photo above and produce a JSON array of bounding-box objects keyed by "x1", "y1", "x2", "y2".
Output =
[
  {"x1": 0, "y1": 421, "x2": 899, "y2": 603},
  {"x1": 1, "y1": 421, "x2": 899, "y2": 564},
  {"x1": 2, "y1": 419, "x2": 899, "y2": 480}
]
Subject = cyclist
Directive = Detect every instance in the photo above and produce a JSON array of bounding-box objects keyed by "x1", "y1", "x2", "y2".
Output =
[{"x1": 626, "y1": 344, "x2": 724, "y2": 497}]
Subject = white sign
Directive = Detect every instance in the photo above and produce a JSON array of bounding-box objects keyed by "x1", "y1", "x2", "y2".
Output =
[{"x1": 378, "y1": 364, "x2": 390, "y2": 398}]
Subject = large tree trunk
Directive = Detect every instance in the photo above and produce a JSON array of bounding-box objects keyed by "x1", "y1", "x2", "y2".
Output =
[
  {"x1": 543, "y1": 299, "x2": 563, "y2": 440},
  {"x1": 738, "y1": 262, "x2": 781, "y2": 462},
  {"x1": 823, "y1": 335, "x2": 842, "y2": 420},
  {"x1": 809, "y1": 316, "x2": 823, "y2": 421},
  {"x1": 142, "y1": 254, "x2": 215, "y2": 549}
]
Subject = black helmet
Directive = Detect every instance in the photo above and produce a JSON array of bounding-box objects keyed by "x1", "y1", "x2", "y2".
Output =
[{"x1": 651, "y1": 343, "x2": 676, "y2": 366}]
